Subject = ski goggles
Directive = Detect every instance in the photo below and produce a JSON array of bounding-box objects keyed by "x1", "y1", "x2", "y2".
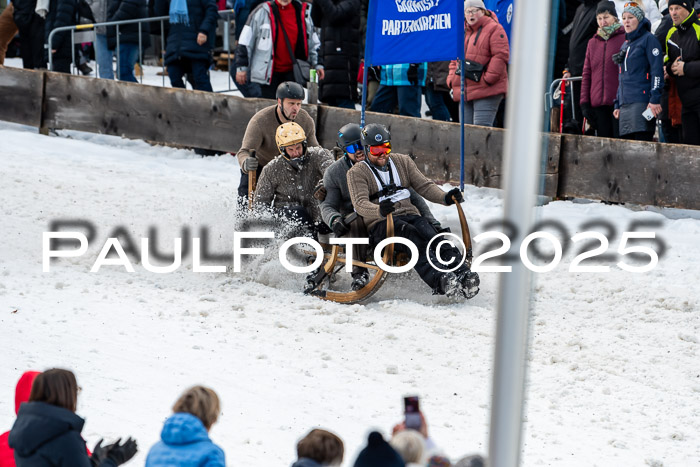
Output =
[
  {"x1": 368, "y1": 142, "x2": 392, "y2": 156},
  {"x1": 624, "y1": 2, "x2": 641, "y2": 7},
  {"x1": 344, "y1": 142, "x2": 363, "y2": 154}
]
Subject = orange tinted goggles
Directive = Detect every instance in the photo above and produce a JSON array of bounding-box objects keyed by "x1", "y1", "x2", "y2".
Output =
[
  {"x1": 368, "y1": 142, "x2": 392, "y2": 155},
  {"x1": 624, "y1": 2, "x2": 640, "y2": 7}
]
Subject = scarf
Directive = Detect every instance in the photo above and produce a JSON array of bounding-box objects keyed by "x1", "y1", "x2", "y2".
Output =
[
  {"x1": 169, "y1": 0, "x2": 189, "y2": 25},
  {"x1": 597, "y1": 22, "x2": 621, "y2": 40}
]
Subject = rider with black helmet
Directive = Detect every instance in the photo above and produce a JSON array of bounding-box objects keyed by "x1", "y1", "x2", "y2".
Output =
[
  {"x1": 319, "y1": 123, "x2": 448, "y2": 291},
  {"x1": 236, "y1": 81, "x2": 319, "y2": 205},
  {"x1": 347, "y1": 123, "x2": 479, "y2": 299}
]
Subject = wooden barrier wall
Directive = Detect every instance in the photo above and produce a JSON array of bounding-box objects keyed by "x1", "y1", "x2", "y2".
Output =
[{"x1": 1, "y1": 66, "x2": 698, "y2": 210}]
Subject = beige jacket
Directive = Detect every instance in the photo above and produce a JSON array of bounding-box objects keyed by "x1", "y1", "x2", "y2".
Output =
[
  {"x1": 236, "y1": 104, "x2": 319, "y2": 169},
  {"x1": 347, "y1": 153, "x2": 447, "y2": 230}
]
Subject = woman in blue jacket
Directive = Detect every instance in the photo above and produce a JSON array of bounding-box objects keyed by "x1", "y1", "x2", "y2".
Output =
[
  {"x1": 145, "y1": 386, "x2": 225, "y2": 467},
  {"x1": 613, "y1": 2, "x2": 664, "y2": 141}
]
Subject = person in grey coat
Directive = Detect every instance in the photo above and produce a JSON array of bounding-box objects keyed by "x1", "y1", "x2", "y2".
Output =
[{"x1": 254, "y1": 122, "x2": 334, "y2": 237}]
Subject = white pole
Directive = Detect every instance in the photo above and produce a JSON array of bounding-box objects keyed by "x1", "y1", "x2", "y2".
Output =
[{"x1": 488, "y1": 0, "x2": 552, "y2": 465}]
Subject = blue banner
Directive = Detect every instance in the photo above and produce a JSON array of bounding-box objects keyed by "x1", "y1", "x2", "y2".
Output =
[{"x1": 365, "y1": 0, "x2": 464, "y2": 66}]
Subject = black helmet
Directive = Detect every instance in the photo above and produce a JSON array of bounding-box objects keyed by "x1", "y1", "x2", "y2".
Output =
[
  {"x1": 361, "y1": 123, "x2": 391, "y2": 147},
  {"x1": 337, "y1": 123, "x2": 362, "y2": 149},
  {"x1": 276, "y1": 81, "x2": 305, "y2": 100}
]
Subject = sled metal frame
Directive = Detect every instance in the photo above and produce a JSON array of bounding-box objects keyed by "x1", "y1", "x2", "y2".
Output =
[{"x1": 306, "y1": 197, "x2": 474, "y2": 305}]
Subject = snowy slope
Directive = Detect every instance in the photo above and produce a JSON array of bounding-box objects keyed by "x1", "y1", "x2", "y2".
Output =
[{"x1": 1, "y1": 120, "x2": 699, "y2": 466}]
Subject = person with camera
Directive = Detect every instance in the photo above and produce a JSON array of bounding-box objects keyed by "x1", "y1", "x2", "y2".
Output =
[
  {"x1": 446, "y1": 0, "x2": 509, "y2": 127},
  {"x1": 319, "y1": 123, "x2": 444, "y2": 291},
  {"x1": 663, "y1": 0, "x2": 700, "y2": 145},
  {"x1": 8, "y1": 369, "x2": 137, "y2": 467},
  {"x1": 580, "y1": 1, "x2": 627, "y2": 138},
  {"x1": 346, "y1": 123, "x2": 480, "y2": 299},
  {"x1": 612, "y1": 2, "x2": 664, "y2": 141}
]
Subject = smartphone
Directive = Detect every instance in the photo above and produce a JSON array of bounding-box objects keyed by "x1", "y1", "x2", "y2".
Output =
[
  {"x1": 642, "y1": 108, "x2": 655, "y2": 121},
  {"x1": 404, "y1": 396, "x2": 421, "y2": 430}
]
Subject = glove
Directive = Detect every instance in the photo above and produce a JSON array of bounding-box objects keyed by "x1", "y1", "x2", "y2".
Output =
[
  {"x1": 407, "y1": 63, "x2": 419, "y2": 86},
  {"x1": 379, "y1": 199, "x2": 395, "y2": 217},
  {"x1": 90, "y1": 439, "x2": 109, "y2": 467},
  {"x1": 331, "y1": 218, "x2": 350, "y2": 237},
  {"x1": 105, "y1": 437, "x2": 138, "y2": 465},
  {"x1": 580, "y1": 102, "x2": 596, "y2": 129},
  {"x1": 313, "y1": 181, "x2": 327, "y2": 201},
  {"x1": 444, "y1": 188, "x2": 464, "y2": 205},
  {"x1": 242, "y1": 156, "x2": 258, "y2": 173}
]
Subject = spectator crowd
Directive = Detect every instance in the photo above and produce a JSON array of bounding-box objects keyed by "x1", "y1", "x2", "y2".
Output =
[
  {"x1": 0, "y1": 369, "x2": 486, "y2": 467},
  {"x1": 0, "y1": 0, "x2": 699, "y2": 144}
]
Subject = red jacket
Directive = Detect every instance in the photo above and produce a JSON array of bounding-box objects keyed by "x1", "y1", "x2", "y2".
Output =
[
  {"x1": 581, "y1": 26, "x2": 626, "y2": 108},
  {"x1": 447, "y1": 13, "x2": 509, "y2": 102},
  {"x1": 0, "y1": 372, "x2": 40, "y2": 467}
]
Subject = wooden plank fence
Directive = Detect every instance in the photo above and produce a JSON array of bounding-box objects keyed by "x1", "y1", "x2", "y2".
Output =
[{"x1": 1, "y1": 66, "x2": 698, "y2": 209}]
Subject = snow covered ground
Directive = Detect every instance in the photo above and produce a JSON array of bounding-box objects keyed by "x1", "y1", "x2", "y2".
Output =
[{"x1": 0, "y1": 113, "x2": 699, "y2": 466}]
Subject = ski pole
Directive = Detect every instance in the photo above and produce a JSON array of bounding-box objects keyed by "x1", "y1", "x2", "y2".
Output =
[{"x1": 247, "y1": 151, "x2": 257, "y2": 211}]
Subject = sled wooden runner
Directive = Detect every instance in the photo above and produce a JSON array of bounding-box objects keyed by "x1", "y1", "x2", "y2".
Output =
[{"x1": 306, "y1": 200, "x2": 475, "y2": 305}]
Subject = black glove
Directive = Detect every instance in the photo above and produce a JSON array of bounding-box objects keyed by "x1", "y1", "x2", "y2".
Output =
[
  {"x1": 242, "y1": 156, "x2": 258, "y2": 173},
  {"x1": 379, "y1": 199, "x2": 395, "y2": 217},
  {"x1": 313, "y1": 181, "x2": 327, "y2": 201},
  {"x1": 580, "y1": 102, "x2": 596, "y2": 129},
  {"x1": 90, "y1": 439, "x2": 109, "y2": 467},
  {"x1": 444, "y1": 188, "x2": 464, "y2": 205},
  {"x1": 331, "y1": 218, "x2": 350, "y2": 237},
  {"x1": 407, "y1": 63, "x2": 419, "y2": 86},
  {"x1": 106, "y1": 437, "x2": 138, "y2": 465}
]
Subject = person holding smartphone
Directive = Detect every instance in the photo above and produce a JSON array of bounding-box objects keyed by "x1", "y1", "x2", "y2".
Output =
[{"x1": 612, "y1": 2, "x2": 664, "y2": 141}]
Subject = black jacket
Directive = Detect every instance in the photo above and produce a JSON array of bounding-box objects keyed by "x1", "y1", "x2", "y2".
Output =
[
  {"x1": 664, "y1": 9, "x2": 700, "y2": 109},
  {"x1": 311, "y1": 0, "x2": 360, "y2": 102},
  {"x1": 567, "y1": 0, "x2": 598, "y2": 76},
  {"x1": 12, "y1": 0, "x2": 40, "y2": 29},
  {"x1": 106, "y1": 0, "x2": 150, "y2": 49},
  {"x1": 154, "y1": 0, "x2": 219, "y2": 64},
  {"x1": 8, "y1": 402, "x2": 100, "y2": 467},
  {"x1": 44, "y1": 0, "x2": 78, "y2": 57}
]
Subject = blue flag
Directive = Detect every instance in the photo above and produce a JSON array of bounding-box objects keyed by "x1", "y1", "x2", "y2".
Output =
[{"x1": 365, "y1": 0, "x2": 464, "y2": 66}]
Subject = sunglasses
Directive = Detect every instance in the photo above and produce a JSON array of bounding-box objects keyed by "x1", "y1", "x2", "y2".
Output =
[
  {"x1": 368, "y1": 142, "x2": 392, "y2": 156},
  {"x1": 344, "y1": 142, "x2": 363, "y2": 154}
]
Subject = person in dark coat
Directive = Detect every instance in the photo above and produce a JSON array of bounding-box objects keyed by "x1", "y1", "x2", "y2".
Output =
[
  {"x1": 311, "y1": 0, "x2": 360, "y2": 109},
  {"x1": 8, "y1": 369, "x2": 137, "y2": 467},
  {"x1": 580, "y1": 1, "x2": 626, "y2": 137},
  {"x1": 106, "y1": 0, "x2": 150, "y2": 82},
  {"x1": 154, "y1": 0, "x2": 218, "y2": 91},
  {"x1": 12, "y1": 0, "x2": 45, "y2": 69},
  {"x1": 563, "y1": 0, "x2": 600, "y2": 133},
  {"x1": 613, "y1": 3, "x2": 664, "y2": 141},
  {"x1": 44, "y1": 0, "x2": 79, "y2": 72},
  {"x1": 654, "y1": 1, "x2": 683, "y2": 142},
  {"x1": 664, "y1": 0, "x2": 700, "y2": 145}
]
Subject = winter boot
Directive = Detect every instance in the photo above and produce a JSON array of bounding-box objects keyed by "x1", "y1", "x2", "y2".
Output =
[
  {"x1": 457, "y1": 270, "x2": 480, "y2": 299},
  {"x1": 350, "y1": 270, "x2": 370, "y2": 291},
  {"x1": 435, "y1": 272, "x2": 462, "y2": 297}
]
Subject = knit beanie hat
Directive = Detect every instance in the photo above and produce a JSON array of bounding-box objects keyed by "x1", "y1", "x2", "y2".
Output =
[
  {"x1": 623, "y1": 2, "x2": 645, "y2": 22},
  {"x1": 596, "y1": 1, "x2": 618, "y2": 17},
  {"x1": 668, "y1": 0, "x2": 693, "y2": 12},
  {"x1": 353, "y1": 432, "x2": 405, "y2": 467},
  {"x1": 464, "y1": 0, "x2": 486, "y2": 10}
]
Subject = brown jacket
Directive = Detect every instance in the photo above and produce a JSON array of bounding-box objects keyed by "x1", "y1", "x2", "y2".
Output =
[
  {"x1": 347, "y1": 153, "x2": 447, "y2": 230},
  {"x1": 236, "y1": 104, "x2": 319, "y2": 169},
  {"x1": 253, "y1": 146, "x2": 334, "y2": 222}
]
